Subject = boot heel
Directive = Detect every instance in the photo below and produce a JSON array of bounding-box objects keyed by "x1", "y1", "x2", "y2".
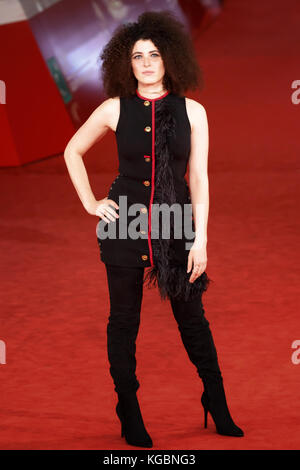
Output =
[
  {"x1": 201, "y1": 391, "x2": 208, "y2": 428},
  {"x1": 116, "y1": 402, "x2": 125, "y2": 438},
  {"x1": 116, "y1": 391, "x2": 153, "y2": 448},
  {"x1": 201, "y1": 381, "x2": 244, "y2": 437}
]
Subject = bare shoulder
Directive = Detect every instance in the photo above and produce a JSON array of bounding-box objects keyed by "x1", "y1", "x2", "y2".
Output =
[
  {"x1": 92, "y1": 96, "x2": 120, "y2": 132},
  {"x1": 185, "y1": 97, "x2": 207, "y2": 131},
  {"x1": 64, "y1": 97, "x2": 121, "y2": 155},
  {"x1": 185, "y1": 97, "x2": 206, "y2": 113}
]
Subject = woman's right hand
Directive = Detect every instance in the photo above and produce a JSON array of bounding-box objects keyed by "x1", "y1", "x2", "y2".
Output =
[{"x1": 87, "y1": 197, "x2": 119, "y2": 223}]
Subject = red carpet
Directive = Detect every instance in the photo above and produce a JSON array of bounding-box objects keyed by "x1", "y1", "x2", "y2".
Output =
[{"x1": 1, "y1": 0, "x2": 300, "y2": 449}]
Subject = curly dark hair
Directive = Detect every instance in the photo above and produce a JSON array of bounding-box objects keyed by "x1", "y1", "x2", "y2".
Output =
[{"x1": 99, "y1": 10, "x2": 203, "y2": 98}]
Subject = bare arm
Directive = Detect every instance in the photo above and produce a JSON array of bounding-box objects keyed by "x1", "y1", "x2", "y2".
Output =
[
  {"x1": 186, "y1": 98, "x2": 209, "y2": 248},
  {"x1": 64, "y1": 97, "x2": 120, "y2": 221},
  {"x1": 185, "y1": 98, "x2": 209, "y2": 280}
]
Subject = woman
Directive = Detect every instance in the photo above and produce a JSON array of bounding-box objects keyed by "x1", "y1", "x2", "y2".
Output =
[{"x1": 64, "y1": 10, "x2": 244, "y2": 448}]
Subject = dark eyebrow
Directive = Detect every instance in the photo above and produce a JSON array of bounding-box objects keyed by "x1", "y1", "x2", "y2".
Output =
[{"x1": 131, "y1": 50, "x2": 159, "y2": 57}]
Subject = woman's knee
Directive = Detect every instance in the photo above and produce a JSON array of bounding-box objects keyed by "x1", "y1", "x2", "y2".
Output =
[{"x1": 170, "y1": 295, "x2": 210, "y2": 328}]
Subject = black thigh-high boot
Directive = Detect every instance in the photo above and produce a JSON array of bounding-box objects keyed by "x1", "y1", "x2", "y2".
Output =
[
  {"x1": 170, "y1": 293, "x2": 244, "y2": 437},
  {"x1": 105, "y1": 264, "x2": 153, "y2": 448}
]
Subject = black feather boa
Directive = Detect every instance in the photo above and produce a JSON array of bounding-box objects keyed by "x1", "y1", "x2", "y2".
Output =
[{"x1": 143, "y1": 97, "x2": 212, "y2": 302}]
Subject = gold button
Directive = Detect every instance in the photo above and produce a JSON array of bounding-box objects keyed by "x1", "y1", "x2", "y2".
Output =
[
  {"x1": 140, "y1": 230, "x2": 146, "y2": 235},
  {"x1": 144, "y1": 100, "x2": 150, "y2": 106},
  {"x1": 143, "y1": 180, "x2": 150, "y2": 186},
  {"x1": 145, "y1": 157, "x2": 150, "y2": 162},
  {"x1": 141, "y1": 207, "x2": 147, "y2": 213},
  {"x1": 141, "y1": 255, "x2": 148, "y2": 260},
  {"x1": 144, "y1": 126, "x2": 151, "y2": 132}
]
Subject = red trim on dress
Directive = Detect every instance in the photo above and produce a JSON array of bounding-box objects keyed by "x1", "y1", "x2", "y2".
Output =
[
  {"x1": 148, "y1": 101, "x2": 156, "y2": 266},
  {"x1": 136, "y1": 89, "x2": 170, "y2": 267}
]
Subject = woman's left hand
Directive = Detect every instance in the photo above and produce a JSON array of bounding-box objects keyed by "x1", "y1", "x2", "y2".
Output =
[{"x1": 187, "y1": 242, "x2": 207, "y2": 283}]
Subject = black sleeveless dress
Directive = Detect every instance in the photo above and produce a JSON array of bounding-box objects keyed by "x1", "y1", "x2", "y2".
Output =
[{"x1": 96, "y1": 89, "x2": 211, "y2": 301}]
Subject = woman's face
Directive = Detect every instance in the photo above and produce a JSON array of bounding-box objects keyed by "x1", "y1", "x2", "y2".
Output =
[{"x1": 131, "y1": 39, "x2": 165, "y2": 87}]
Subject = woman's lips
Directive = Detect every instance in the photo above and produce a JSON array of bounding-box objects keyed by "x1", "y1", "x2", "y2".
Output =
[{"x1": 142, "y1": 71, "x2": 154, "y2": 74}]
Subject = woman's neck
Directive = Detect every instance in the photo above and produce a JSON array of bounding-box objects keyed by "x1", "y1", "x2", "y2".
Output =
[{"x1": 137, "y1": 84, "x2": 167, "y2": 99}]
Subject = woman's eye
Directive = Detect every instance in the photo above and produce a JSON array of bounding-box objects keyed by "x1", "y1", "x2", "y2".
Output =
[{"x1": 133, "y1": 53, "x2": 160, "y2": 59}]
